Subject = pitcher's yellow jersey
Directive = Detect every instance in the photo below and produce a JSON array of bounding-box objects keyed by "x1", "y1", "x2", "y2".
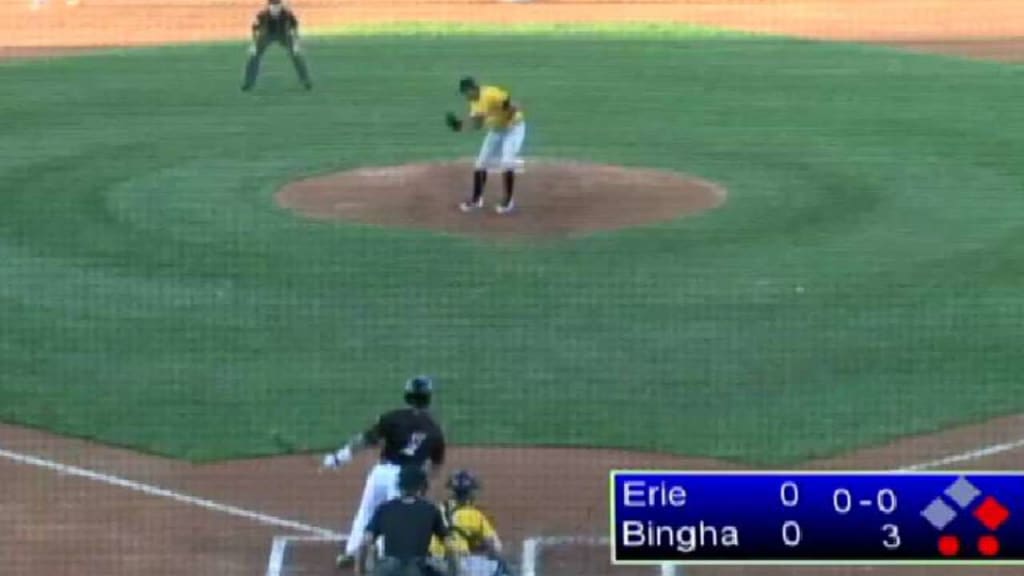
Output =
[
  {"x1": 469, "y1": 85, "x2": 524, "y2": 130},
  {"x1": 430, "y1": 500, "x2": 498, "y2": 556}
]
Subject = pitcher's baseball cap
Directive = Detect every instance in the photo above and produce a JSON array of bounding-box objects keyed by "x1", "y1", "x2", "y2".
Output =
[{"x1": 458, "y1": 76, "x2": 478, "y2": 93}]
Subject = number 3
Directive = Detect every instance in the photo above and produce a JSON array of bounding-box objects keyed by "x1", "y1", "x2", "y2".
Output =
[
  {"x1": 401, "y1": 432, "x2": 427, "y2": 456},
  {"x1": 882, "y1": 524, "x2": 900, "y2": 550}
]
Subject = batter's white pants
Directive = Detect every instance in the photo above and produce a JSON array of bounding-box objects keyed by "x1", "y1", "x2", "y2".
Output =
[
  {"x1": 344, "y1": 462, "x2": 401, "y2": 556},
  {"x1": 475, "y1": 122, "x2": 526, "y2": 173}
]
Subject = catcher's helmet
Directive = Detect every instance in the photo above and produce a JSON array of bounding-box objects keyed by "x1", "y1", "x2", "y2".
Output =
[
  {"x1": 404, "y1": 375, "x2": 433, "y2": 408},
  {"x1": 397, "y1": 465, "x2": 429, "y2": 494},
  {"x1": 447, "y1": 469, "x2": 480, "y2": 500}
]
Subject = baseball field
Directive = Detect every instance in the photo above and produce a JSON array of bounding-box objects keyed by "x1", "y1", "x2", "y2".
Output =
[{"x1": 2, "y1": 0, "x2": 1023, "y2": 574}]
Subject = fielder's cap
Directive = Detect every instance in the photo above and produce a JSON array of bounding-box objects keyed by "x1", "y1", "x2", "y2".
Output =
[
  {"x1": 267, "y1": 0, "x2": 282, "y2": 5},
  {"x1": 458, "y1": 76, "x2": 477, "y2": 92}
]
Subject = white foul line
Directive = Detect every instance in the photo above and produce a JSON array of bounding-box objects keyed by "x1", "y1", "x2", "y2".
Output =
[
  {"x1": 900, "y1": 436, "x2": 1024, "y2": 471},
  {"x1": 0, "y1": 446, "x2": 343, "y2": 539}
]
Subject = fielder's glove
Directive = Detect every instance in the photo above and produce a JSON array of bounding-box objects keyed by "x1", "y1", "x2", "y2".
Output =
[
  {"x1": 322, "y1": 446, "x2": 353, "y2": 469},
  {"x1": 445, "y1": 111, "x2": 463, "y2": 132}
]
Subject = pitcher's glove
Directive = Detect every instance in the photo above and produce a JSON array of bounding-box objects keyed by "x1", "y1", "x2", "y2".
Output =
[{"x1": 445, "y1": 112, "x2": 463, "y2": 132}]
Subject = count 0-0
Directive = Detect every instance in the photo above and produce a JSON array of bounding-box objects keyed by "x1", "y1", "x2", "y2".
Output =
[{"x1": 833, "y1": 487, "x2": 898, "y2": 514}]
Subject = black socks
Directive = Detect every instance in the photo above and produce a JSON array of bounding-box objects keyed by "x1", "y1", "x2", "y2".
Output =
[
  {"x1": 502, "y1": 170, "x2": 515, "y2": 206},
  {"x1": 472, "y1": 170, "x2": 487, "y2": 202}
]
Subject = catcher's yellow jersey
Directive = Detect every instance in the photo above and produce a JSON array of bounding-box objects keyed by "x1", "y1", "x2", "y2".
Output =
[
  {"x1": 469, "y1": 85, "x2": 524, "y2": 130},
  {"x1": 430, "y1": 500, "x2": 498, "y2": 556}
]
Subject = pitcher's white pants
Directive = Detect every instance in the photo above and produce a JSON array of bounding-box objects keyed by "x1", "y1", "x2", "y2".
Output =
[{"x1": 475, "y1": 122, "x2": 526, "y2": 173}]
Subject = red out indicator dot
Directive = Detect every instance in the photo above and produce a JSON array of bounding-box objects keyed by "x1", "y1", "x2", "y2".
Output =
[
  {"x1": 938, "y1": 535, "x2": 961, "y2": 557},
  {"x1": 979, "y1": 535, "x2": 1000, "y2": 557}
]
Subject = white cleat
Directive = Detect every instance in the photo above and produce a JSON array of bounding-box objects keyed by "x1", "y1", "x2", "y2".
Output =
[
  {"x1": 495, "y1": 200, "x2": 515, "y2": 215},
  {"x1": 459, "y1": 199, "x2": 483, "y2": 212}
]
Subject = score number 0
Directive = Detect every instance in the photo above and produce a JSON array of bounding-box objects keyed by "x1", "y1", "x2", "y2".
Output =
[
  {"x1": 779, "y1": 481, "x2": 901, "y2": 550},
  {"x1": 780, "y1": 481, "x2": 802, "y2": 547}
]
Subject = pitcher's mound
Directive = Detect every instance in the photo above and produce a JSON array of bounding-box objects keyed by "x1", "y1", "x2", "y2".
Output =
[{"x1": 276, "y1": 159, "x2": 726, "y2": 240}]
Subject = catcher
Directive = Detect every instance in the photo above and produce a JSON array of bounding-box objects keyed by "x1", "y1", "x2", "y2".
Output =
[
  {"x1": 241, "y1": 0, "x2": 313, "y2": 91},
  {"x1": 428, "y1": 470, "x2": 515, "y2": 576}
]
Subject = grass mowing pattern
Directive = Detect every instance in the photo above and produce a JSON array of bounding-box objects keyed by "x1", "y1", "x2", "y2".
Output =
[{"x1": 1, "y1": 32, "x2": 1023, "y2": 462}]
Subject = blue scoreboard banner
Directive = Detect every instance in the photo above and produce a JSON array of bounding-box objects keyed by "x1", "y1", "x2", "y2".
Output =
[{"x1": 611, "y1": 471, "x2": 1024, "y2": 565}]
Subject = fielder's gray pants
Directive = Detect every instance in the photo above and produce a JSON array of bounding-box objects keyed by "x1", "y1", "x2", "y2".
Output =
[{"x1": 242, "y1": 34, "x2": 312, "y2": 90}]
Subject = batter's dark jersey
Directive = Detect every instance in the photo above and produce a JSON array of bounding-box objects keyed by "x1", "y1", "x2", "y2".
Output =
[
  {"x1": 252, "y1": 9, "x2": 298, "y2": 38},
  {"x1": 364, "y1": 408, "x2": 445, "y2": 467},
  {"x1": 367, "y1": 497, "x2": 450, "y2": 561}
]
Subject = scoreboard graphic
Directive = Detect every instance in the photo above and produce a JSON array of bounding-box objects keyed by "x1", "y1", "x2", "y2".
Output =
[{"x1": 610, "y1": 471, "x2": 1024, "y2": 565}]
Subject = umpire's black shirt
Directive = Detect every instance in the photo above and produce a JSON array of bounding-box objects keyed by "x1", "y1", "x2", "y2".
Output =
[{"x1": 367, "y1": 497, "x2": 449, "y2": 560}]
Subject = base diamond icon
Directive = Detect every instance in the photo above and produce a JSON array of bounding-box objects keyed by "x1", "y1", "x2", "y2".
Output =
[
  {"x1": 922, "y1": 499, "x2": 957, "y2": 530},
  {"x1": 945, "y1": 477, "x2": 981, "y2": 509},
  {"x1": 974, "y1": 496, "x2": 1010, "y2": 531}
]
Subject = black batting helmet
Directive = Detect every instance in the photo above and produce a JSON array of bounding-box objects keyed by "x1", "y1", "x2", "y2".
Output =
[
  {"x1": 404, "y1": 375, "x2": 433, "y2": 408},
  {"x1": 397, "y1": 465, "x2": 429, "y2": 494}
]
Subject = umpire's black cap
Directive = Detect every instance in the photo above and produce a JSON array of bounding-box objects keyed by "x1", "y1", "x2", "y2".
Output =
[{"x1": 397, "y1": 465, "x2": 429, "y2": 493}]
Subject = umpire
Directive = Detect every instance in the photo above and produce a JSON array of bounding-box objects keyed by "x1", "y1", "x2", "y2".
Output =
[
  {"x1": 241, "y1": 0, "x2": 313, "y2": 91},
  {"x1": 355, "y1": 466, "x2": 458, "y2": 576}
]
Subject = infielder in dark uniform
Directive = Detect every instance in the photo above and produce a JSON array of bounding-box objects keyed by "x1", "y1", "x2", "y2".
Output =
[
  {"x1": 322, "y1": 376, "x2": 447, "y2": 569},
  {"x1": 241, "y1": 0, "x2": 313, "y2": 91},
  {"x1": 354, "y1": 466, "x2": 458, "y2": 576}
]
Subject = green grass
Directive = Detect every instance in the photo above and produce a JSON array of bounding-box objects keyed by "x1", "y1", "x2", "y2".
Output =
[{"x1": 1, "y1": 33, "x2": 1023, "y2": 463}]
